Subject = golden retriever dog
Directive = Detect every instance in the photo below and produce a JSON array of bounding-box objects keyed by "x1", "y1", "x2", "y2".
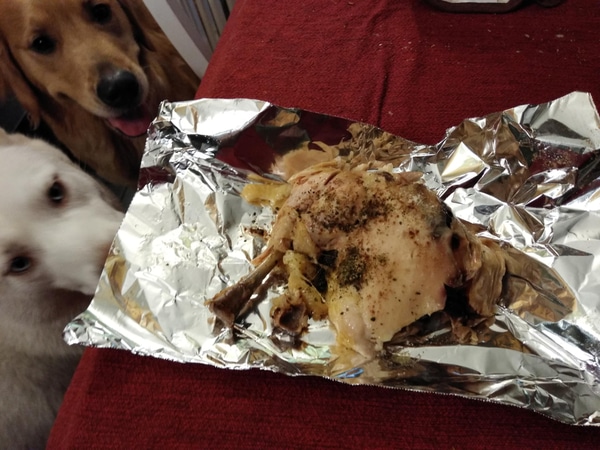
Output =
[
  {"x1": 0, "y1": 0, "x2": 200, "y2": 187},
  {"x1": 0, "y1": 128, "x2": 124, "y2": 448}
]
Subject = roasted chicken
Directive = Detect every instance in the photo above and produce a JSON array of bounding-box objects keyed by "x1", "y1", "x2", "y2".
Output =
[{"x1": 207, "y1": 159, "x2": 506, "y2": 357}]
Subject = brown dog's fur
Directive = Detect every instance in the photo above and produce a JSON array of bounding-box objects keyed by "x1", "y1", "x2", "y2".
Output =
[{"x1": 0, "y1": 0, "x2": 200, "y2": 186}]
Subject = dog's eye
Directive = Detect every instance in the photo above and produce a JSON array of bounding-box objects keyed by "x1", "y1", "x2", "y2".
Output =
[
  {"x1": 91, "y1": 3, "x2": 112, "y2": 24},
  {"x1": 30, "y1": 35, "x2": 56, "y2": 54},
  {"x1": 9, "y1": 256, "x2": 32, "y2": 274},
  {"x1": 48, "y1": 180, "x2": 66, "y2": 204}
]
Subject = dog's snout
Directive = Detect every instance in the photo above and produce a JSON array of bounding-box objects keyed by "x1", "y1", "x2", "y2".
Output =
[{"x1": 96, "y1": 70, "x2": 140, "y2": 109}]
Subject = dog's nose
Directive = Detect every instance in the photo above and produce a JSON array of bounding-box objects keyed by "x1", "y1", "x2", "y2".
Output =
[{"x1": 97, "y1": 71, "x2": 140, "y2": 109}]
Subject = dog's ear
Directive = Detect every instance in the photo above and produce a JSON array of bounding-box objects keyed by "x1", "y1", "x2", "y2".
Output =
[
  {"x1": 0, "y1": 126, "x2": 10, "y2": 141},
  {"x1": 0, "y1": 127, "x2": 35, "y2": 146},
  {"x1": 0, "y1": 45, "x2": 42, "y2": 129},
  {"x1": 0, "y1": 38, "x2": 42, "y2": 129},
  {"x1": 116, "y1": 0, "x2": 199, "y2": 95},
  {"x1": 117, "y1": 0, "x2": 164, "y2": 52}
]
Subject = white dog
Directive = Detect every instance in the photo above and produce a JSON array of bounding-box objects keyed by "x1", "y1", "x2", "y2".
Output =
[{"x1": 0, "y1": 128, "x2": 124, "y2": 448}]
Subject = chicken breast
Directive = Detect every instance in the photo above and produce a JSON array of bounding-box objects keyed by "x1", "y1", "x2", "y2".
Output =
[{"x1": 208, "y1": 159, "x2": 506, "y2": 357}]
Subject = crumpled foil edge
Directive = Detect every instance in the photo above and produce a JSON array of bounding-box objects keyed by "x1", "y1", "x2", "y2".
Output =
[{"x1": 65, "y1": 93, "x2": 600, "y2": 426}]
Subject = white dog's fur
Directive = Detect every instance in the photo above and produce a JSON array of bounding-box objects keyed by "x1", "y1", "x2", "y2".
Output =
[{"x1": 0, "y1": 128, "x2": 124, "y2": 448}]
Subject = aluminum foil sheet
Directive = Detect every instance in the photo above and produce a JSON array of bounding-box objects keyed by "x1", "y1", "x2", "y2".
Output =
[{"x1": 65, "y1": 92, "x2": 600, "y2": 426}]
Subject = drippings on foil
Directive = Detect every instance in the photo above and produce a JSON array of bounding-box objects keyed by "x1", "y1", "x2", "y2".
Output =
[{"x1": 65, "y1": 93, "x2": 600, "y2": 426}]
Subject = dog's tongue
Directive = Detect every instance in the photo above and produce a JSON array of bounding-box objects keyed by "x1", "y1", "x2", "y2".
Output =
[{"x1": 108, "y1": 107, "x2": 154, "y2": 137}]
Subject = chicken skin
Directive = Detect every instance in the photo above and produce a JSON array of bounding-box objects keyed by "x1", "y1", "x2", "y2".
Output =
[{"x1": 207, "y1": 160, "x2": 506, "y2": 357}]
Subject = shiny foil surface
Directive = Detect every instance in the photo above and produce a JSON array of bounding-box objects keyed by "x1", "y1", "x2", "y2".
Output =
[{"x1": 65, "y1": 92, "x2": 600, "y2": 425}]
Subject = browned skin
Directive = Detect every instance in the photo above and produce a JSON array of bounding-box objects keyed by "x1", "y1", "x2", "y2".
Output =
[
  {"x1": 209, "y1": 249, "x2": 283, "y2": 328},
  {"x1": 0, "y1": 0, "x2": 199, "y2": 186}
]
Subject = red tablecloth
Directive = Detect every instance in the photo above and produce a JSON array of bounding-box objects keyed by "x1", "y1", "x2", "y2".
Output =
[{"x1": 49, "y1": 1, "x2": 600, "y2": 448}]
